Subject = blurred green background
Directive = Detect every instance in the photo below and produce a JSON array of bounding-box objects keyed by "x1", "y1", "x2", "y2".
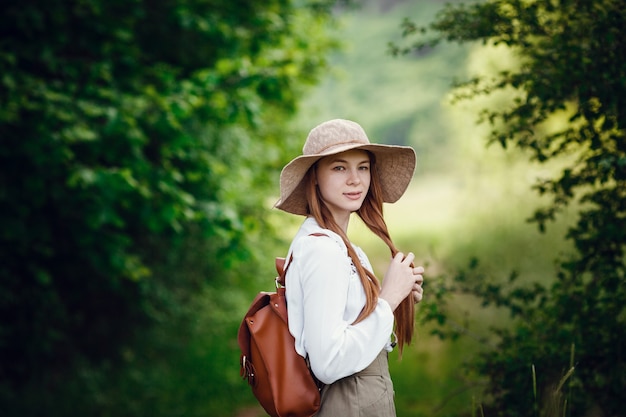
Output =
[{"x1": 2, "y1": 0, "x2": 623, "y2": 416}]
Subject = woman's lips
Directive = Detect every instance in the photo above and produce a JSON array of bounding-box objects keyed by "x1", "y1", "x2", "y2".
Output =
[{"x1": 344, "y1": 192, "x2": 362, "y2": 200}]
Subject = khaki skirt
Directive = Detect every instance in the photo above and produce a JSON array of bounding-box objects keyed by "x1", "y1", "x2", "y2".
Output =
[{"x1": 315, "y1": 351, "x2": 396, "y2": 417}]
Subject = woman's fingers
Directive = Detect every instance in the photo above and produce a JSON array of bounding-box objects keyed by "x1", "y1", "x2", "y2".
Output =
[
  {"x1": 412, "y1": 266, "x2": 424, "y2": 303},
  {"x1": 401, "y1": 252, "x2": 415, "y2": 266},
  {"x1": 381, "y1": 252, "x2": 425, "y2": 309}
]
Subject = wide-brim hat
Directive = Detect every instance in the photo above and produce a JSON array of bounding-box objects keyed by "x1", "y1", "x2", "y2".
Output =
[{"x1": 275, "y1": 119, "x2": 416, "y2": 216}]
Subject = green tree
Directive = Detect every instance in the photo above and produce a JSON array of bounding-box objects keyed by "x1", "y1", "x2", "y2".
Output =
[
  {"x1": 393, "y1": 0, "x2": 625, "y2": 416},
  {"x1": 0, "y1": 0, "x2": 339, "y2": 415}
]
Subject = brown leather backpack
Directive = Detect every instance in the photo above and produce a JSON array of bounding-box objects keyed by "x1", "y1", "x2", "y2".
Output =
[{"x1": 238, "y1": 256, "x2": 322, "y2": 417}]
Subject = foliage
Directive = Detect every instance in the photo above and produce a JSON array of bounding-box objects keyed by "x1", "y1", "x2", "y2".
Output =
[
  {"x1": 0, "y1": 0, "x2": 339, "y2": 415},
  {"x1": 394, "y1": 0, "x2": 626, "y2": 416}
]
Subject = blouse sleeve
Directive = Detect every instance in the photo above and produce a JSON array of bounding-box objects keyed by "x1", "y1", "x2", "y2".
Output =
[{"x1": 293, "y1": 234, "x2": 394, "y2": 384}]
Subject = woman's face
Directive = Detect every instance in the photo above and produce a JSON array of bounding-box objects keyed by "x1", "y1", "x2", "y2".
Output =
[{"x1": 315, "y1": 149, "x2": 371, "y2": 223}]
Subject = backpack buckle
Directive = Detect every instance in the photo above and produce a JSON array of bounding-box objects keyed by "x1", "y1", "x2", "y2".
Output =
[{"x1": 275, "y1": 277, "x2": 284, "y2": 289}]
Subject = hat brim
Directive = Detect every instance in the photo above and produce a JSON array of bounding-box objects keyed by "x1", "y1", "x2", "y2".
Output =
[{"x1": 275, "y1": 143, "x2": 416, "y2": 215}]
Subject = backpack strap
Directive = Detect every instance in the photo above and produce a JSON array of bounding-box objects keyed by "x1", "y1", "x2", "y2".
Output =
[{"x1": 274, "y1": 256, "x2": 292, "y2": 288}]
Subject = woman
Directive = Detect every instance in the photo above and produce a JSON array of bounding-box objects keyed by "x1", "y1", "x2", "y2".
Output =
[{"x1": 275, "y1": 119, "x2": 424, "y2": 416}]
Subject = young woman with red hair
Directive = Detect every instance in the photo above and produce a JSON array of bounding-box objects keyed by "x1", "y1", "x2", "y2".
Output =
[{"x1": 275, "y1": 119, "x2": 424, "y2": 417}]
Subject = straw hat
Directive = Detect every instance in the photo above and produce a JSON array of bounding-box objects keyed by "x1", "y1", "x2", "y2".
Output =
[{"x1": 275, "y1": 119, "x2": 416, "y2": 215}]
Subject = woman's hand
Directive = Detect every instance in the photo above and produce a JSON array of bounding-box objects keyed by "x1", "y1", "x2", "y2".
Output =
[
  {"x1": 379, "y1": 252, "x2": 424, "y2": 311},
  {"x1": 412, "y1": 266, "x2": 424, "y2": 304}
]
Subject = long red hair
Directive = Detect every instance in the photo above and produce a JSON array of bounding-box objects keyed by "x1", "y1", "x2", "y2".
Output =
[{"x1": 304, "y1": 152, "x2": 415, "y2": 354}]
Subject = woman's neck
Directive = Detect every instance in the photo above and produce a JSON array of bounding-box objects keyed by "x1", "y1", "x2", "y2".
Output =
[{"x1": 334, "y1": 213, "x2": 351, "y2": 235}]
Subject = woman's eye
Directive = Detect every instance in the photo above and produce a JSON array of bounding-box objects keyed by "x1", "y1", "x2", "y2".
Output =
[
  {"x1": 359, "y1": 165, "x2": 370, "y2": 171},
  {"x1": 333, "y1": 166, "x2": 345, "y2": 171}
]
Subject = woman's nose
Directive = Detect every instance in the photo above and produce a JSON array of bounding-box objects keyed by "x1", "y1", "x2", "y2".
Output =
[{"x1": 347, "y1": 169, "x2": 360, "y2": 184}]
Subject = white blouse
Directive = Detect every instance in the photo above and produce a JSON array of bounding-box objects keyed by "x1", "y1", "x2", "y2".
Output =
[{"x1": 285, "y1": 217, "x2": 394, "y2": 385}]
